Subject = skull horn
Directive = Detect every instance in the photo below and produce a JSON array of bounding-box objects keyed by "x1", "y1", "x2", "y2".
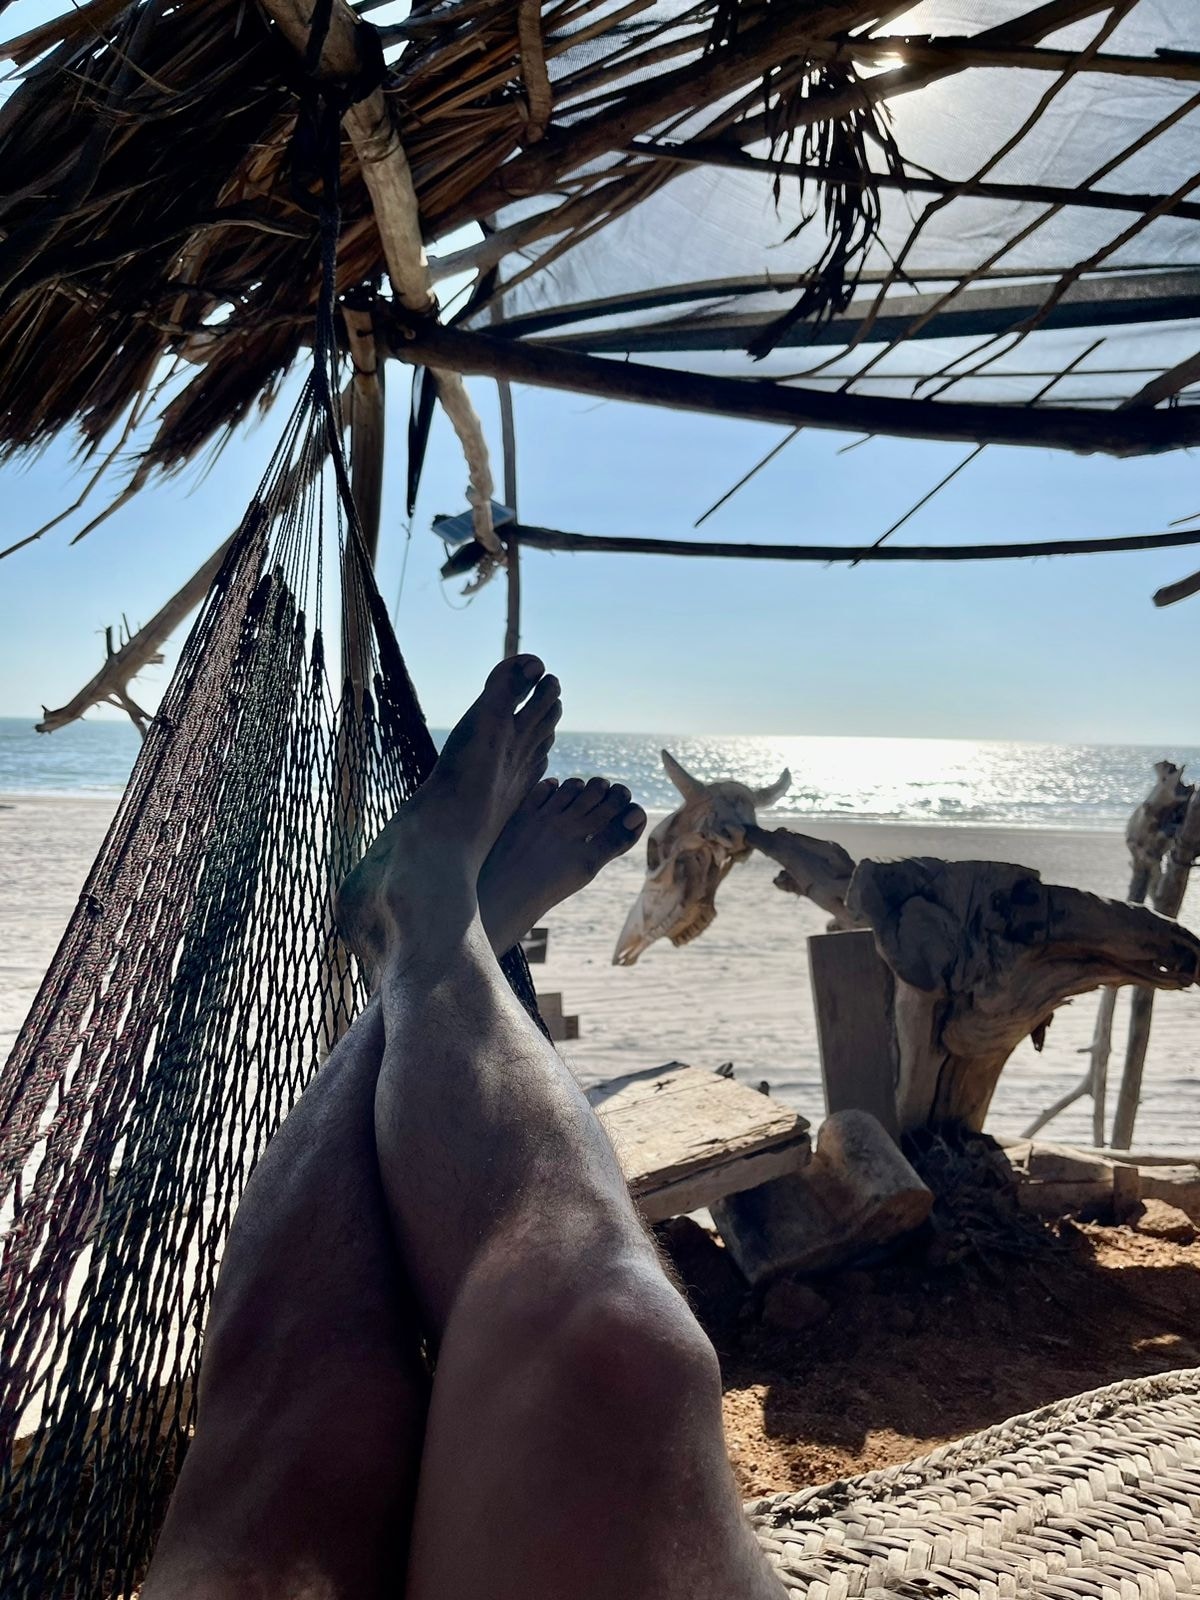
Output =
[
  {"x1": 661, "y1": 749, "x2": 707, "y2": 802},
  {"x1": 751, "y1": 768, "x2": 792, "y2": 809}
]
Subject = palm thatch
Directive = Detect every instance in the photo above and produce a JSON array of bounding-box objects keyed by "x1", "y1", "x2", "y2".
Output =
[
  {"x1": 0, "y1": 0, "x2": 1197, "y2": 508},
  {"x1": 0, "y1": 0, "x2": 896, "y2": 480}
]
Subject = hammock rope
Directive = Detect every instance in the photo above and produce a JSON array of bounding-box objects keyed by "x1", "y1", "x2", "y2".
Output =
[{"x1": 0, "y1": 90, "x2": 538, "y2": 1597}]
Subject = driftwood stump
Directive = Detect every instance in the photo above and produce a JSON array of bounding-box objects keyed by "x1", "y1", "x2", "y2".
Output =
[{"x1": 847, "y1": 858, "x2": 1200, "y2": 1133}]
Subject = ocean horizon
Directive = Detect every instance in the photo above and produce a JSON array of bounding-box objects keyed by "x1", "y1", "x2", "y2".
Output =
[{"x1": 2, "y1": 716, "x2": 1197, "y2": 831}]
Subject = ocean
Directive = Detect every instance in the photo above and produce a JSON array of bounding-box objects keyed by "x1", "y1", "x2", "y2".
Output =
[{"x1": 2, "y1": 716, "x2": 1197, "y2": 830}]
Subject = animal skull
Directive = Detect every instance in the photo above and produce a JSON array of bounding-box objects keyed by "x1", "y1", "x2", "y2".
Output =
[{"x1": 613, "y1": 750, "x2": 790, "y2": 965}]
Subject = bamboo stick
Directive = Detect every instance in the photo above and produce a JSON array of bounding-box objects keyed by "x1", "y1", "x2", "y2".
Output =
[
  {"x1": 440, "y1": 520, "x2": 1200, "y2": 578},
  {"x1": 260, "y1": 0, "x2": 505, "y2": 568}
]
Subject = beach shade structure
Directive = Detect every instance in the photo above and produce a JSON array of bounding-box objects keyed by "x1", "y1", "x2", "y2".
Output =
[
  {"x1": 3, "y1": 2, "x2": 1200, "y2": 610},
  {"x1": 3, "y1": 0, "x2": 1200, "y2": 1591}
]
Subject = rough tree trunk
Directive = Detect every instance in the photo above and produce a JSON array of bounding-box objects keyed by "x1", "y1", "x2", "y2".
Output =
[{"x1": 847, "y1": 857, "x2": 1200, "y2": 1134}]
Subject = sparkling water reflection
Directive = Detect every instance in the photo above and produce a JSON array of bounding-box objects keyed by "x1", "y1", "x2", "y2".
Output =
[{"x1": 2, "y1": 718, "x2": 1197, "y2": 830}]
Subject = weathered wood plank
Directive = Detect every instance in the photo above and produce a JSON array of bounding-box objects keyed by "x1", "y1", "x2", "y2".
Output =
[
  {"x1": 588, "y1": 1063, "x2": 810, "y2": 1223},
  {"x1": 808, "y1": 929, "x2": 899, "y2": 1138}
]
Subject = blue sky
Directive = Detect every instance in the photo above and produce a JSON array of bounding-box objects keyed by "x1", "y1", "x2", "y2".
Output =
[{"x1": 1, "y1": 376, "x2": 1199, "y2": 740}]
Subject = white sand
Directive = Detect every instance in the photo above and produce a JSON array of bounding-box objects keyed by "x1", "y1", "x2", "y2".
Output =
[{"x1": 4, "y1": 796, "x2": 1200, "y2": 1153}]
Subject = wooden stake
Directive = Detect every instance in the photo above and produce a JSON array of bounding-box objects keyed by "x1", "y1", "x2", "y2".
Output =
[
  {"x1": 1024, "y1": 762, "x2": 1189, "y2": 1142},
  {"x1": 1112, "y1": 785, "x2": 1200, "y2": 1147},
  {"x1": 498, "y1": 375, "x2": 521, "y2": 657}
]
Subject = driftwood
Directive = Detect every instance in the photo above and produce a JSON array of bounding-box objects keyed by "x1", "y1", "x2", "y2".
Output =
[
  {"x1": 847, "y1": 858, "x2": 1200, "y2": 1133},
  {"x1": 1024, "y1": 759, "x2": 1193, "y2": 1142},
  {"x1": 613, "y1": 751, "x2": 789, "y2": 965},
  {"x1": 35, "y1": 536, "x2": 236, "y2": 737},
  {"x1": 1112, "y1": 783, "x2": 1200, "y2": 1147},
  {"x1": 744, "y1": 823, "x2": 863, "y2": 930}
]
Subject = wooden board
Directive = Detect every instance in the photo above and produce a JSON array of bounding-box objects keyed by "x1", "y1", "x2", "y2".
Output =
[
  {"x1": 538, "y1": 990, "x2": 579, "y2": 1043},
  {"x1": 807, "y1": 929, "x2": 899, "y2": 1138},
  {"x1": 588, "y1": 1063, "x2": 811, "y2": 1224}
]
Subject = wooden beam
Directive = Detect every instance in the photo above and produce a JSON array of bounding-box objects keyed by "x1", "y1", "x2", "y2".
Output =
[
  {"x1": 847, "y1": 37, "x2": 1200, "y2": 83},
  {"x1": 386, "y1": 314, "x2": 1200, "y2": 457},
  {"x1": 440, "y1": 521, "x2": 1200, "y2": 577}
]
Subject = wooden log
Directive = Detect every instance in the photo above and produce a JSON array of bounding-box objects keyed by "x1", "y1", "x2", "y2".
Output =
[
  {"x1": 807, "y1": 930, "x2": 900, "y2": 1139},
  {"x1": 385, "y1": 313, "x2": 1200, "y2": 459},
  {"x1": 587, "y1": 1063, "x2": 811, "y2": 1226},
  {"x1": 847, "y1": 858, "x2": 1200, "y2": 1133},
  {"x1": 711, "y1": 1110, "x2": 931, "y2": 1284}
]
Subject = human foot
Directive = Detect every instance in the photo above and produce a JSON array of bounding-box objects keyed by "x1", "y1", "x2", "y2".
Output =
[
  {"x1": 480, "y1": 776, "x2": 647, "y2": 954},
  {"x1": 336, "y1": 656, "x2": 561, "y2": 974}
]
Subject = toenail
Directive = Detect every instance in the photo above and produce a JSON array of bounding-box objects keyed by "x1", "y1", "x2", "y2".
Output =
[
  {"x1": 623, "y1": 806, "x2": 646, "y2": 830},
  {"x1": 520, "y1": 657, "x2": 542, "y2": 680}
]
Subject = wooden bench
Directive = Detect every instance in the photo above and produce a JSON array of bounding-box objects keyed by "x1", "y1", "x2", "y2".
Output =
[{"x1": 588, "y1": 1062, "x2": 811, "y2": 1224}]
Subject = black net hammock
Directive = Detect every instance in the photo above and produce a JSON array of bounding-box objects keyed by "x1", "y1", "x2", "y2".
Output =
[{"x1": 0, "y1": 97, "x2": 539, "y2": 1598}]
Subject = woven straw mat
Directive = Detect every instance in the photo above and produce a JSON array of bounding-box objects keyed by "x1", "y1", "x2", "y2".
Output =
[{"x1": 744, "y1": 1367, "x2": 1200, "y2": 1597}]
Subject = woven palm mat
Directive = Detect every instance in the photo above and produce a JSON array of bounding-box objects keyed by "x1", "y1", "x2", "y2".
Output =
[{"x1": 745, "y1": 1366, "x2": 1200, "y2": 1596}]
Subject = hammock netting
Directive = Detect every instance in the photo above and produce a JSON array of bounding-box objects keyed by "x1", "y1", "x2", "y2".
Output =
[{"x1": 0, "y1": 199, "x2": 539, "y2": 1596}]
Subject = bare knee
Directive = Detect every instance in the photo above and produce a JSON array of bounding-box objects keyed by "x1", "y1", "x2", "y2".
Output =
[{"x1": 461, "y1": 1245, "x2": 723, "y2": 1446}]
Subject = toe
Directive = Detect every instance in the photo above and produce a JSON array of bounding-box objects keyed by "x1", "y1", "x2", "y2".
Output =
[
  {"x1": 514, "y1": 674, "x2": 561, "y2": 735},
  {"x1": 589, "y1": 804, "x2": 647, "y2": 864},
  {"x1": 525, "y1": 777, "x2": 558, "y2": 810},
  {"x1": 577, "y1": 775, "x2": 612, "y2": 813},
  {"x1": 587, "y1": 782, "x2": 631, "y2": 827},
  {"x1": 482, "y1": 654, "x2": 544, "y2": 709},
  {"x1": 551, "y1": 776, "x2": 588, "y2": 811}
]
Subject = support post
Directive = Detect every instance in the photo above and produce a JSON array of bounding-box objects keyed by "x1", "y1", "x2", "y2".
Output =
[
  {"x1": 261, "y1": 0, "x2": 504, "y2": 571},
  {"x1": 807, "y1": 929, "x2": 900, "y2": 1140},
  {"x1": 1112, "y1": 785, "x2": 1200, "y2": 1147},
  {"x1": 1022, "y1": 760, "x2": 1189, "y2": 1141},
  {"x1": 498, "y1": 376, "x2": 521, "y2": 658}
]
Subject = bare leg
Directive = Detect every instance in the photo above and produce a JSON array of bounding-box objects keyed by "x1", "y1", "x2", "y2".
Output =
[
  {"x1": 338, "y1": 658, "x2": 785, "y2": 1599},
  {"x1": 141, "y1": 1002, "x2": 425, "y2": 1600},
  {"x1": 145, "y1": 713, "x2": 645, "y2": 1593}
]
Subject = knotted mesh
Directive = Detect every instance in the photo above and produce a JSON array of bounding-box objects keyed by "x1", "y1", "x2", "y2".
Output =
[{"x1": 0, "y1": 151, "x2": 539, "y2": 1595}]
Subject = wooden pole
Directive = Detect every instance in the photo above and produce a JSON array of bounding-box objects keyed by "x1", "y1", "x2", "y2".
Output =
[
  {"x1": 260, "y1": 0, "x2": 505, "y2": 569},
  {"x1": 1024, "y1": 762, "x2": 1189, "y2": 1142},
  {"x1": 498, "y1": 376, "x2": 521, "y2": 658},
  {"x1": 386, "y1": 315, "x2": 1200, "y2": 458},
  {"x1": 1112, "y1": 785, "x2": 1200, "y2": 1147},
  {"x1": 441, "y1": 520, "x2": 1200, "y2": 578}
]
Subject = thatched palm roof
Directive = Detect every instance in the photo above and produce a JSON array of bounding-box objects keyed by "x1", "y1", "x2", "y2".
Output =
[{"x1": 0, "y1": 0, "x2": 1198, "y2": 514}]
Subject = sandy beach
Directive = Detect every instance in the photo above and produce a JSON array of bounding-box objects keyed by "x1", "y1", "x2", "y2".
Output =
[{"x1": 4, "y1": 794, "x2": 1200, "y2": 1152}]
